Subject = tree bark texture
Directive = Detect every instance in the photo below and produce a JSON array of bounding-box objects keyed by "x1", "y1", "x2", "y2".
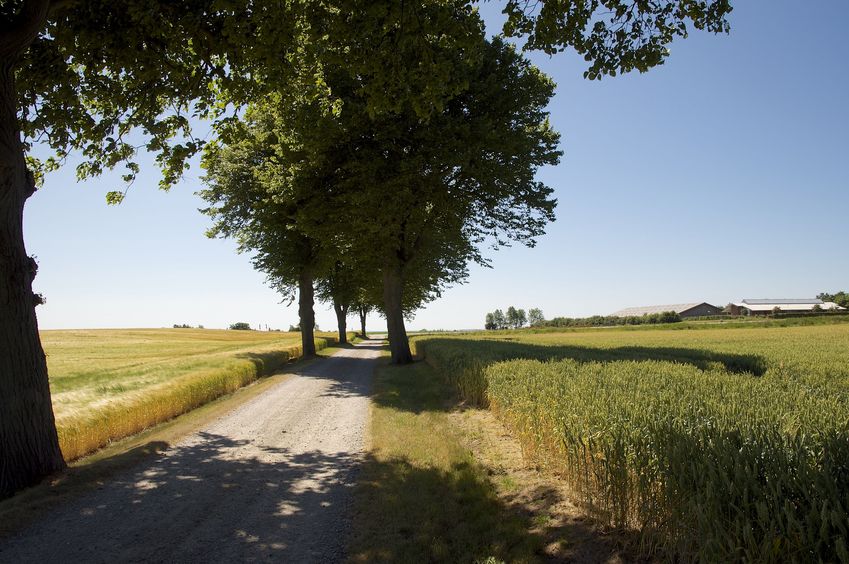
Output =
[
  {"x1": 333, "y1": 301, "x2": 348, "y2": 345},
  {"x1": 297, "y1": 270, "x2": 316, "y2": 357},
  {"x1": 382, "y1": 264, "x2": 412, "y2": 364},
  {"x1": 358, "y1": 306, "x2": 367, "y2": 339},
  {"x1": 0, "y1": 60, "x2": 66, "y2": 499}
]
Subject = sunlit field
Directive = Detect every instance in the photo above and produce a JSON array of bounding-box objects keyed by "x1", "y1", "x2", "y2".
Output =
[
  {"x1": 42, "y1": 328, "x2": 338, "y2": 461},
  {"x1": 413, "y1": 321, "x2": 849, "y2": 561}
]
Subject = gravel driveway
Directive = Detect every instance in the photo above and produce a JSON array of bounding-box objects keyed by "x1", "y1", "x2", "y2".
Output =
[{"x1": 0, "y1": 340, "x2": 382, "y2": 563}]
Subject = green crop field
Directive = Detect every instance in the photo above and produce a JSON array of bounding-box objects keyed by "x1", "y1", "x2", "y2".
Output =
[
  {"x1": 42, "y1": 328, "x2": 338, "y2": 461},
  {"x1": 413, "y1": 321, "x2": 849, "y2": 562}
]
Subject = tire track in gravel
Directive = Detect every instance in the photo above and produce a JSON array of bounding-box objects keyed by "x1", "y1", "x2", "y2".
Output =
[{"x1": 0, "y1": 340, "x2": 383, "y2": 563}]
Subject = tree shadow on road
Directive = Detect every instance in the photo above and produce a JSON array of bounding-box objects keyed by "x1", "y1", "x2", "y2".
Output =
[
  {"x1": 288, "y1": 341, "x2": 387, "y2": 400},
  {"x1": 1, "y1": 432, "x2": 370, "y2": 562},
  {"x1": 0, "y1": 341, "x2": 389, "y2": 562},
  {"x1": 0, "y1": 430, "x2": 591, "y2": 563}
]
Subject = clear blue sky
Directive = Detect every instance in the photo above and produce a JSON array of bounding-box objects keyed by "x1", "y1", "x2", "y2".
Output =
[{"x1": 26, "y1": 0, "x2": 849, "y2": 331}]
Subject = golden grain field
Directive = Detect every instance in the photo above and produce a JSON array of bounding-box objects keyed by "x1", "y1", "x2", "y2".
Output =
[{"x1": 42, "y1": 328, "x2": 338, "y2": 460}]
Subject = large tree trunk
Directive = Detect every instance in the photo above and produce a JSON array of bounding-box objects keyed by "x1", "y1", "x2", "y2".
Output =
[
  {"x1": 0, "y1": 61, "x2": 66, "y2": 499},
  {"x1": 382, "y1": 264, "x2": 412, "y2": 364},
  {"x1": 333, "y1": 300, "x2": 348, "y2": 345},
  {"x1": 298, "y1": 270, "x2": 316, "y2": 357},
  {"x1": 358, "y1": 306, "x2": 368, "y2": 339}
]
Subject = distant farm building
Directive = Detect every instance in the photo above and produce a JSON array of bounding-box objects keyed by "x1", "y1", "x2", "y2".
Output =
[
  {"x1": 731, "y1": 298, "x2": 845, "y2": 315},
  {"x1": 610, "y1": 302, "x2": 723, "y2": 318}
]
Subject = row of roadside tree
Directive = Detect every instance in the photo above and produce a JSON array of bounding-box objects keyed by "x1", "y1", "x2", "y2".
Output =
[{"x1": 1, "y1": 0, "x2": 734, "y2": 498}]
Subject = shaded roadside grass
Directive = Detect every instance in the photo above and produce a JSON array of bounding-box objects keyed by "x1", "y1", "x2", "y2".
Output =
[{"x1": 349, "y1": 361, "x2": 542, "y2": 563}]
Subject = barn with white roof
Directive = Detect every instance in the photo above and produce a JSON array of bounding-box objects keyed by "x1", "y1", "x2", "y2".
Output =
[{"x1": 731, "y1": 298, "x2": 845, "y2": 315}]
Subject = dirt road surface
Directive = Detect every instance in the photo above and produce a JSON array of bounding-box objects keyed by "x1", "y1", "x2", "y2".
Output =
[{"x1": 0, "y1": 341, "x2": 382, "y2": 563}]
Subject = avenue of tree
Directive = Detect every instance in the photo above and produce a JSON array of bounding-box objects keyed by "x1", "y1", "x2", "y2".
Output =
[
  {"x1": 1, "y1": 0, "x2": 733, "y2": 498},
  {"x1": 201, "y1": 25, "x2": 562, "y2": 363}
]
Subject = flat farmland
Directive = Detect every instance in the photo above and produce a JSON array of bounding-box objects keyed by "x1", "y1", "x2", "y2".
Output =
[
  {"x1": 413, "y1": 322, "x2": 849, "y2": 562},
  {"x1": 496, "y1": 322, "x2": 849, "y2": 380},
  {"x1": 41, "y1": 328, "x2": 337, "y2": 460}
]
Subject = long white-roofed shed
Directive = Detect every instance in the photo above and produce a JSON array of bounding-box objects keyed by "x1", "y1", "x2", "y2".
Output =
[{"x1": 732, "y1": 299, "x2": 845, "y2": 315}]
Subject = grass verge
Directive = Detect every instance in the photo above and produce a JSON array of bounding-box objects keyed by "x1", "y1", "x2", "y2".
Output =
[{"x1": 349, "y1": 360, "x2": 541, "y2": 563}]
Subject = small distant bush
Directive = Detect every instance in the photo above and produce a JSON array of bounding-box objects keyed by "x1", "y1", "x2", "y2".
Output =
[{"x1": 229, "y1": 322, "x2": 252, "y2": 330}]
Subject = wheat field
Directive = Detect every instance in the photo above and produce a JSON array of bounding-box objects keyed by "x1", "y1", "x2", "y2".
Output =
[
  {"x1": 42, "y1": 328, "x2": 338, "y2": 461},
  {"x1": 413, "y1": 322, "x2": 849, "y2": 562}
]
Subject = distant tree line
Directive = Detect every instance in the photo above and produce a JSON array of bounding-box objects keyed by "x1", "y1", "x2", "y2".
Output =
[
  {"x1": 818, "y1": 291, "x2": 849, "y2": 309},
  {"x1": 484, "y1": 307, "x2": 545, "y2": 330},
  {"x1": 172, "y1": 324, "x2": 204, "y2": 329},
  {"x1": 538, "y1": 311, "x2": 681, "y2": 328}
]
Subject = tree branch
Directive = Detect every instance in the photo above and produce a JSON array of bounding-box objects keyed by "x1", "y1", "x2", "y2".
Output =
[{"x1": 0, "y1": 0, "x2": 50, "y2": 60}]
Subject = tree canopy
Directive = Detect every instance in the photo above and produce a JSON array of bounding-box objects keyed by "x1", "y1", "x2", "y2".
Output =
[
  {"x1": 486, "y1": 306, "x2": 543, "y2": 329},
  {"x1": 500, "y1": 0, "x2": 733, "y2": 79},
  {"x1": 528, "y1": 308, "x2": 545, "y2": 326},
  {"x1": 13, "y1": 0, "x2": 489, "y2": 196},
  {"x1": 200, "y1": 100, "x2": 330, "y2": 356},
  {"x1": 8, "y1": 0, "x2": 734, "y2": 199}
]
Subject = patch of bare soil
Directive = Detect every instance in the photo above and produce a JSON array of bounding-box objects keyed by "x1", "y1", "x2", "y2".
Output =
[{"x1": 449, "y1": 406, "x2": 649, "y2": 563}]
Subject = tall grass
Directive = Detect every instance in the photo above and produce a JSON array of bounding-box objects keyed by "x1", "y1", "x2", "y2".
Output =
[
  {"x1": 49, "y1": 330, "x2": 338, "y2": 461},
  {"x1": 413, "y1": 325, "x2": 849, "y2": 562}
]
